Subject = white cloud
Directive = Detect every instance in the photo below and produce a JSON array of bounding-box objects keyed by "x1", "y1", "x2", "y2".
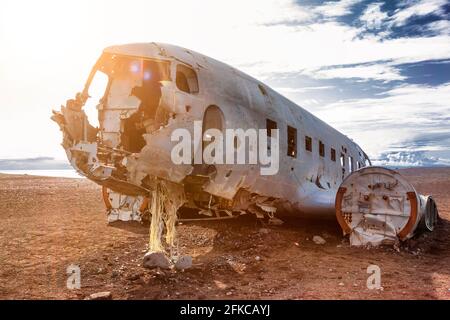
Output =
[
  {"x1": 360, "y1": 2, "x2": 388, "y2": 29},
  {"x1": 232, "y1": 16, "x2": 450, "y2": 82},
  {"x1": 427, "y1": 20, "x2": 450, "y2": 35},
  {"x1": 296, "y1": 99, "x2": 321, "y2": 108},
  {"x1": 263, "y1": 0, "x2": 362, "y2": 26},
  {"x1": 248, "y1": 36, "x2": 448, "y2": 82},
  {"x1": 249, "y1": 0, "x2": 315, "y2": 26},
  {"x1": 311, "y1": 82, "x2": 450, "y2": 160},
  {"x1": 0, "y1": 0, "x2": 449, "y2": 161},
  {"x1": 275, "y1": 86, "x2": 335, "y2": 93},
  {"x1": 392, "y1": 0, "x2": 448, "y2": 26},
  {"x1": 374, "y1": 150, "x2": 450, "y2": 167},
  {"x1": 313, "y1": 0, "x2": 362, "y2": 18},
  {"x1": 308, "y1": 63, "x2": 406, "y2": 82}
]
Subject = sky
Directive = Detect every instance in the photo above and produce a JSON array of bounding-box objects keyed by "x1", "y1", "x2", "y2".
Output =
[{"x1": 0, "y1": 0, "x2": 449, "y2": 167}]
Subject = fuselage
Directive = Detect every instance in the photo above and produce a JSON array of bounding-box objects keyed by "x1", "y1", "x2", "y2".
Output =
[{"x1": 53, "y1": 42, "x2": 371, "y2": 218}]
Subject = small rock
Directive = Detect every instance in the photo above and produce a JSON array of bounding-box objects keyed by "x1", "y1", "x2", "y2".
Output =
[
  {"x1": 155, "y1": 269, "x2": 167, "y2": 277},
  {"x1": 338, "y1": 282, "x2": 344, "y2": 287},
  {"x1": 259, "y1": 228, "x2": 270, "y2": 234},
  {"x1": 226, "y1": 291, "x2": 233, "y2": 296},
  {"x1": 175, "y1": 256, "x2": 193, "y2": 270},
  {"x1": 97, "y1": 267, "x2": 107, "y2": 275},
  {"x1": 294, "y1": 242, "x2": 300, "y2": 247},
  {"x1": 313, "y1": 236, "x2": 326, "y2": 245},
  {"x1": 126, "y1": 273, "x2": 141, "y2": 281},
  {"x1": 87, "y1": 291, "x2": 112, "y2": 300},
  {"x1": 268, "y1": 217, "x2": 284, "y2": 226},
  {"x1": 255, "y1": 256, "x2": 261, "y2": 261},
  {"x1": 214, "y1": 280, "x2": 228, "y2": 290},
  {"x1": 322, "y1": 232, "x2": 332, "y2": 239},
  {"x1": 143, "y1": 251, "x2": 171, "y2": 269}
]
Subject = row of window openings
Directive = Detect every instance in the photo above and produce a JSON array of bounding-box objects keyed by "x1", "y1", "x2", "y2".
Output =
[
  {"x1": 267, "y1": 119, "x2": 361, "y2": 172},
  {"x1": 179, "y1": 73, "x2": 364, "y2": 174}
]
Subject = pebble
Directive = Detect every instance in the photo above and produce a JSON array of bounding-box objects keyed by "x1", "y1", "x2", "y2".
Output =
[
  {"x1": 313, "y1": 236, "x2": 326, "y2": 245},
  {"x1": 126, "y1": 273, "x2": 141, "y2": 281},
  {"x1": 97, "y1": 267, "x2": 107, "y2": 275},
  {"x1": 143, "y1": 251, "x2": 171, "y2": 270},
  {"x1": 268, "y1": 218, "x2": 284, "y2": 226},
  {"x1": 175, "y1": 256, "x2": 193, "y2": 270},
  {"x1": 87, "y1": 291, "x2": 112, "y2": 300}
]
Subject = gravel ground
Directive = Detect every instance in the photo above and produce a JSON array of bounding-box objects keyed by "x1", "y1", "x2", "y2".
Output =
[{"x1": 0, "y1": 168, "x2": 449, "y2": 300}]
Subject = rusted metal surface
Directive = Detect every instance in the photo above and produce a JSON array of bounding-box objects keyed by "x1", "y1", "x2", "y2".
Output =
[{"x1": 335, "y1": 167, "x2": 438, "y2": 246}]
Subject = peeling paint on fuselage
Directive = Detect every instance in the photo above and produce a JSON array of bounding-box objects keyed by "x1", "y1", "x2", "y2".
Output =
[{"x1": 52, "y1": 42, "x2": 371, "y2": 219}]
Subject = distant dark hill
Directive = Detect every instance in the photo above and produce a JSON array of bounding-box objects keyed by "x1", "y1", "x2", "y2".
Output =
[{"x1": 0, "y1": 157, "x2": 71, "y2": 170}]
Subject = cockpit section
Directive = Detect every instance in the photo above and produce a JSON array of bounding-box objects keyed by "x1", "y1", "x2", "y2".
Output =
[
  {"x1": 51, "y1": 52, "x2": 179, "y2": 196},
  {"x1": 51, "y1": 44, "x2": 208, "y2": 208},
  {"x1": 85, "y1": 53, "x2": 171, "y2": 153}
]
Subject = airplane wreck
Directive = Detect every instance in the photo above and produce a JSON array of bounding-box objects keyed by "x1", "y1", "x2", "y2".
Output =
[{"x1": 52, "y1": 43, "x2": 439, "y2": 268}]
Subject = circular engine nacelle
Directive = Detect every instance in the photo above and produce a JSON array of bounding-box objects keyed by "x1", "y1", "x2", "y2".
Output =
[
  {"x1": 419, "y1": 195, "x2": 439, "y2": 232},
  {"x1": 335, "y1": 167, "x2": 438, "y2": 246}
]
